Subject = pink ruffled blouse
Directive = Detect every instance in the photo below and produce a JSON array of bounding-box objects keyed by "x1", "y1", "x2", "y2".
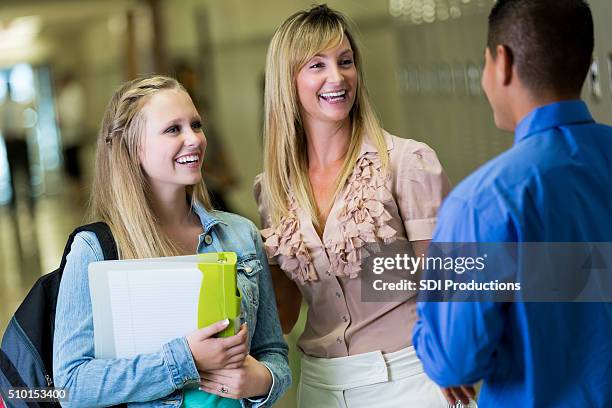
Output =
[{"x1": 254, "y1": 132, "x2": 450, "y2": 358}]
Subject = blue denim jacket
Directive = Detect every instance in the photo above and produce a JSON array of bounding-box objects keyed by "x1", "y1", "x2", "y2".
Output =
[{"x1": 53, "y1": 206, "x2": 291, "y2": 407}]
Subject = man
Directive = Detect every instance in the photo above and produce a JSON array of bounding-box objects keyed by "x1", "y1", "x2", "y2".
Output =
[{"x1": 412, "y1": 1, "x2": 612, "y2": 407}]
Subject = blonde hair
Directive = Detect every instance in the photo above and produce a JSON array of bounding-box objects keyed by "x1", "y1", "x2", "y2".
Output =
[
  {"x1": 262, "y1": 4, "x2": 389, "y2": 227},
  {"x1": 87, "y1": 75, "x2": 212, "y2": 259}
]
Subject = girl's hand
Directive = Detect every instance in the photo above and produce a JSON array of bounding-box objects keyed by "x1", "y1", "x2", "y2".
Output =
[
  {"x1": 186, "y1": 320, "x2": 248, "y2": 371},
  {"x1": 198, "y1": 355, "x2": 272, "y2": 399}
]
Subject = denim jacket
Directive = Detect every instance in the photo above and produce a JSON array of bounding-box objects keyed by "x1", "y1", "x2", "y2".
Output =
[{"x1": 53, "y1": 206, "x2": 291, "y2": 407}]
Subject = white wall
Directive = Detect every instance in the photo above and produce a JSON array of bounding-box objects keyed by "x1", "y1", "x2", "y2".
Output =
[
  {"x1": 4, "y1": 0, "x2": 609, "y2": 214},
  {"x1": 394, "y1": 0, "x2": 612, "y2": 184}
]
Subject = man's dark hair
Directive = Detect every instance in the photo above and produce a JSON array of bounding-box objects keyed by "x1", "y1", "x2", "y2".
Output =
[{"x1": 487, "y1": 0, "x2": 593, "y2": 96}]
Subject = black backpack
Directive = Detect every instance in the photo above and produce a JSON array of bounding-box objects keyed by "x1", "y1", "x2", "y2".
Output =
[{"x1": 0, "y1": 223, "x2": 118, "y2": 408}]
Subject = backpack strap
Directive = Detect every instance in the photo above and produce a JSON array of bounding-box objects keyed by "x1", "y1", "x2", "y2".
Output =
[
  {"x1": 56, "y1": 224, "x2": 125, "y2": 407},
  {"x1": 58, "y1": 222, "x2": 118, "y2": 271}
]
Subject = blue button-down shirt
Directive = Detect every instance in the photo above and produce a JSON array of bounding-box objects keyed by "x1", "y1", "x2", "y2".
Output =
[{"x1": 413, "y1": 101, "x2": 612, "y2": 407}]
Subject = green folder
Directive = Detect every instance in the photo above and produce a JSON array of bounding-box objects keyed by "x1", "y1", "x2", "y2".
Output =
[
  {"x1": 185, "y1": 252, "x2": 243, "y2": 407},
  {"x1": 196, "y1": 252, "x2": 242, "y2": 336}
]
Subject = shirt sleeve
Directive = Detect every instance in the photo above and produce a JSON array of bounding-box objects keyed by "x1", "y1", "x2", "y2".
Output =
[
  {"x1": 242, "y1": 225, "x2": 291, "y2": 407},
  {"x1": 393, "y1": 140, "x2": 451, "y2": 241},
  {"x1": 412, "y1": 197, "x2": 508, "y2": 387},
  {"x1": 53, "y1": 232, "x2": 200, "y2": 407},
  {"x1": 253, "y1": 174, "x2": 279, "y2": 266}
]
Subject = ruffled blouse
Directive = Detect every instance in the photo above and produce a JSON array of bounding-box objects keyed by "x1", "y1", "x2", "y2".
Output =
[
  {"x1": 260, "y1": 149, "x2": 399, "y2": 282},
  {"x1": 254, "y1": 131, "x2": 450, "y2": 358}
]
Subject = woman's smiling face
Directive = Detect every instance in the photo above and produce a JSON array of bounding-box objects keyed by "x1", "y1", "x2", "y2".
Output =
[
  {"x1": 139, "y1": 89, "x2": 207, "y2": 196},
  {"x1": 296, "y1": 37, "x2": 357, "y2": 127}
]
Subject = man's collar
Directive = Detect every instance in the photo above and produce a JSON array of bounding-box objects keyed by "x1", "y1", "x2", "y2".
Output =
[{"x1": 514, "y1": 100, "x2": 594, "y2": 144}]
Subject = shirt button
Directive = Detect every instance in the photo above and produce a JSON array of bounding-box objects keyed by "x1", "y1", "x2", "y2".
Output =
[
  {"x1": 244, "y1": 266, "x2": 252, "y2": 273},
  {"x1": 326, "y1": 272, "x2": 332, "y2": 276},
  {"x1": 204, "y1": 235, "x2": 213, "y2": 245},
  {"x1": 335, "y1": 292, "x2": 342, "y2": 298},
  {"x1": 336, "y1": 337, "x2": 342, "y2": 344},
  {"x1": 342, "y1": 316, "x2": 348, "y2": 322}
]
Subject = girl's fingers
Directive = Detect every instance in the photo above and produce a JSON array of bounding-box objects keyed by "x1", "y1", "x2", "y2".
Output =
[
  {"x1": 199, "y1": 381, "x2": 239, "y2": 399},
  {"x1": 199, "y1": 369, "x2": 235, "y2": 381},
  {"x1": 218, "y1": 325, "x2": 248, "y2": 349},
  {"x1": 225, "y1": 342, "x2": 248, "y2": 357},
  {"x1": 225, "y1": 352, "x2": 247, "y2": 364},
  {"x1": 201, "y1": 367, "x2": 236, "y2": 378},
  {"x1": 200, "y1": 373, "x2": 225, "y2": 383},
  {"x1": 223, "y1": 361, "x2": 243, "y2": 369}
]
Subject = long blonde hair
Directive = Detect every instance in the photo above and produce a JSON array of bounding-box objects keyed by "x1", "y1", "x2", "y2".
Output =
[
  {"x1": 87, "y1": 75, "x2": 212, "y2": 259},
  {"x1": 262, "y1": 4, "x2": 389, "y2": 227}
]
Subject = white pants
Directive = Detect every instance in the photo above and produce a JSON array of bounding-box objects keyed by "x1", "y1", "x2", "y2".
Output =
[{"x1": 298, "y1": 346, "x2": 449, "y2": 408}]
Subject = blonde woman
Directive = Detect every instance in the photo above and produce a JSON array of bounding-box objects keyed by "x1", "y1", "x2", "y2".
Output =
[
  {"x1": 53, "y1": 75, "x2": 290, "y2": 407},
  {"x1": 254, "y1": 5, "x2": 452, "y2": 407}
]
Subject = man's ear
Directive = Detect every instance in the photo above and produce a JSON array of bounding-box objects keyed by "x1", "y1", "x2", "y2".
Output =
[{"x1": 495, "y1": 44, "x2": 514, "y2": 86}]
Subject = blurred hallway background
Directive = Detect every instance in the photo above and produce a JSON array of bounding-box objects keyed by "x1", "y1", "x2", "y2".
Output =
[{"x1": 0, "y1": 0, "x2": 611, "y2": 406}]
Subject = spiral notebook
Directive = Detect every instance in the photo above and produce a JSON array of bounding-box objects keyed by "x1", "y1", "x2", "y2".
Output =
[{"x1": 88, "y1": 252, "x2": 242, "y2": 359}]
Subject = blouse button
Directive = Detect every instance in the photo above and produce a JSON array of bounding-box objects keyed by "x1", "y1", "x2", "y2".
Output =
[
  {"x1": 335, "y1": 292, "x2": 342, "y2": 298},
  {"x1": 336, "y1": 337, "x2": 342, "y2": 344},
  {"x1": 204, "y1": 235, "x2": 213, "y2": 245},
  {"x1": 342, "y1": 316, "x2": 348, "y2": 322}
]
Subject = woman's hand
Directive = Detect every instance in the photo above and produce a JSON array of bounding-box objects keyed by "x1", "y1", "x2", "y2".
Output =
[
  {"x1": 186, "y1": 320, "x2": 248, "y2": 371},
  {"x1": 198, "y1": 355, "x2": 273, "y2": 400}
]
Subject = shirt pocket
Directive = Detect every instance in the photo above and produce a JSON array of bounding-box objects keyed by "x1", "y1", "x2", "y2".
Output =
[{"x1": 237, "y1": 257, "x2": 262, "y2": 334}]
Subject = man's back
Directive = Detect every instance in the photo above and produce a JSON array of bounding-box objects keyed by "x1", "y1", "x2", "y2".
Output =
[{"x1": 414, "y1": 101, "x2": 612, "y2": 407}]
